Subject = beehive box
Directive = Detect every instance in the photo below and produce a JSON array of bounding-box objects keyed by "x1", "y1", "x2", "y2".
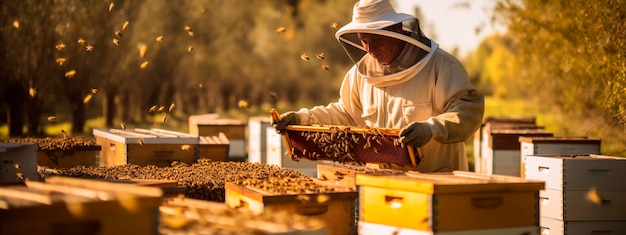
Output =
[
  {"x1": 356, "y1": 171, "x2": 545, "y2": 232},
  {"x1": 37, "y1": 145, "x2": 102, "y2": 168},
  {"x1": 317, "y1": 164, "x2": 405, "y2": 190},
  {"x1": 224, "y1": 181, "x2": 357, "y2": 235},
  {"x1": 473, "y1": 116, "x2": 538, "y2": 173},
  {"x1": 525, "y1": 154, "x2": 626, "y2": 221},
  {"x1": 540, "y1": 217, "x2": 626, "y2": 235},
  {"x1": 481, "y1": 126, "x2": 553, "y2": 176},
  {"x1": 519, "y1": 136, "x2": 601, "y2": 178},
  {"x1": 93, "y1": 128, "x2": 199, "y2": 167},
  {"x1": 161, "y1": 196, "x2": 329, "y2": 235},
  {"x1": 0, "y1": 176, "x2": 163, "y2": 235},
  {"x1": 0, "y1": 142, "x2": 39, "y2": 184},
  {"x1": 189, "y1": 116, "x2": 247, "y2": 161},
  {"x1": 267, "y1": 126, "x2": 319, "y2": 177},
  {"x1": 248, "y1": 116, "x2": 273, "y2": 164},
  {"x1": 197, "y1": 134, "x2": 229, "y2": 161},
  {"x1": 358, "y1": 222, "x2": 539, "y2": 235}
]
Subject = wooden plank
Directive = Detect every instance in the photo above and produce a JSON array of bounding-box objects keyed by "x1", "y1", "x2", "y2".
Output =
[{"x1": 44, "y1": 177, "x2": 163, "y2": 197}]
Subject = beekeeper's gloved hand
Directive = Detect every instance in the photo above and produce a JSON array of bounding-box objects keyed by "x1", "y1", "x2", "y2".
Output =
[
  {"x1": 273, "y1": 111, "x2": 301, "y2": 134},
  {"x1": 399, "y1": 122, "x2": 433, "y2": 147}
]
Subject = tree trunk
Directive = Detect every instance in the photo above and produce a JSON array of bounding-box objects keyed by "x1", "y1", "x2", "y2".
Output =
[
  {"x1": 71, "y1": 100, "x2": 86, "y2": 134},
  {"x1": 4, "y1": 83, "x2": 26, "y2": 137},
  {"x1": 26, "y1": 96, "x2": 42, "y2": 136},
  {"x1": 103, "y1": 90, "x2": 117, "y2": 128}
]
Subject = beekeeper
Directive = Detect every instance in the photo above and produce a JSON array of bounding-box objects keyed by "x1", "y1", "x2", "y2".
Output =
[{"x1": 274, "y1": 0, "x2": 484, "y2": 172}]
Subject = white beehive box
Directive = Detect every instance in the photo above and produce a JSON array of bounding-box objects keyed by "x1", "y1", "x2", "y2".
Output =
[
  {"x1": 266, "y1": 126, "x2": 318, "y2": 177},
  {"x1": 93, "y1": 128, "x2": 199, "y2": 167},
  {"x1": 525, "y1": 154, "x2": 626, "y2": 222},
  {"x1": 0, "y1": 142, "x2": 38, "y2": 184},
  {"x1": 540, "y1": 217, "x2": 626, "y2": 235},
  {"x1": 247, "y1": 116, "x2": 272, "y2": 164},
  {"x1": 480, "y1": 127, "x2": 552, "y2": 176},
  {"x1": 359, "y1": 222, "x2": 539, "y2": 235},
  {"x1": 473, "y1": 116, "x2": 538, "y2": 173},
  {"x1": 519, "y1": 136, "x2": 601, "y2": 178}
]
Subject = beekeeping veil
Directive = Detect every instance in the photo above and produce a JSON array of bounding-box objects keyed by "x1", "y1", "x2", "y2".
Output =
[{"x1": 336, "y1": 0, "x2": 438, "y2": 86}]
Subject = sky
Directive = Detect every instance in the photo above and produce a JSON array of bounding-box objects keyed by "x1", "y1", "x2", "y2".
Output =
[{"x1": 393, "y1": 0, "x2": 505, "y2": 57}]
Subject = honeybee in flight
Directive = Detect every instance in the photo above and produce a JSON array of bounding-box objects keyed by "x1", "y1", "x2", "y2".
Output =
[
  {"x1": 275, "y1": 27, "x2": 286, "y2": 33},
  {"x1": 56, "y1": 43, "x2": 65, "y2": 50},
  {"x1": 112, "y1": 38, "x2": 120, "y2": 45},
  {"x1": 315, "y1": 53, "x2": 325, "y2": 60},
  {"x1": 156, "y1": 36, "x2": 164, "y2": 42},
  {"x1": 122, "y1": 21, "x2": 129, "y2": 31},
  {"x1": 65, "y1": 70, "x2": 76, "y2": 78},
  {"x1": 301, "y1": 53, "x2": 309, "y2": 61},
  {"x1": 83, "y1": 94, "x2": 93, "y2": 104},
  {"x1": 56, "y1": 58, "x2": 66, "y2": 66},
  {"x1": 108, "y1": 3, "x2": 114, "y2": 12},
  {"x1": 140, "y1": 61, "x2": 149, "y2": 69}
]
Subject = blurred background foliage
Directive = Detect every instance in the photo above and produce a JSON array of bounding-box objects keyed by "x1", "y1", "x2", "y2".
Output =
[{"x1": 1, "y1": 0, "x2": 624, "y2": 156}]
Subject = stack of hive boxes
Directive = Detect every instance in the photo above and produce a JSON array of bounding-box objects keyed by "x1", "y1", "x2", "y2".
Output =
[
  {"x1": 476, "y1": 116, "x2": 553, "y2": 176},
  {"x1": 356, "y1": 171, "x2": 545, "y2": 234},
  {"x1": 519, "y1": 136, "x2": 601, "y2": 178},
  {"x1": 189, "y1": 114, "x2": 247, "y2": 161},
  {"x1": 524, "y1": 154, "x2": 626, "y2": 234}
]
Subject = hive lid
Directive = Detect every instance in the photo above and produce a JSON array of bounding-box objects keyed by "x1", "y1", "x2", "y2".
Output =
[
  {"x1": 356, "y1": 171, "x2": 544, "y2": 194},
  {"x1": 518, "y1": 136, "x2": 601, "y2": 144}
]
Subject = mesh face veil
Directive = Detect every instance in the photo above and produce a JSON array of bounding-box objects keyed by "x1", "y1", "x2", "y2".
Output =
[{"x1": 335, "y1": 0, "x2": 437, "y2": 81}]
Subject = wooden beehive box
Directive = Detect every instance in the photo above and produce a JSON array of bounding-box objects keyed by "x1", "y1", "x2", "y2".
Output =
[
  {"x1": 0, "y1": 176, "x2": 163, "y2": 235},
  {"x1": 356, "y1": 171, "x2": 545, "y2": 232},
  {"x1": 161, "y1": 196, "x2": 329, "y2": 235},
  {"x1": 93, "y1": 128, "x2": 199, "y2": 167},
  {"x1": 197, "y1": 134, "x2": 229, "y2": 162},
  {"x1": 248, "y1": 116, "x2": 273, "y2": 164},
  {"x1": 525, "y1": 154, "x2": 626, "y2": 221},
  {"x1": 37, "y1": 145, "x2": 102, "y2": 168},
  {"x1": 317, "y1": 164, "x2": 405, "y2": 191},
  {"x1": 0, "y1": 142, "x2": 39, "y2": 184},
  {"x1": 540, "y1": 217, "x2": 626, "y2": 235},
  {"x1": 224, "y1": 181, "x2": 357, "y2": 235},
  {"x1": 267, "y1": 126, "x2": 319, "y2": 177},
  {"x1": 189, "y1": 116, "x2": 247, "y2": 161},
  {"x1": 519, "y1": 136, "x2": 601, "y2": 178},
  {"x1": 481, "y1": 126, "x2": 553, "y2": 176}
]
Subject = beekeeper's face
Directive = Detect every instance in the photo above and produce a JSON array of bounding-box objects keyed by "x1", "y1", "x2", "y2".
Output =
[{"x1": 357, "y1": 24, "x2": 405, "y2": 65}]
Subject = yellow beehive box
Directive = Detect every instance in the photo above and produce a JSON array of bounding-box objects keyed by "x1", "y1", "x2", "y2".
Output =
[
  {"x1": 0, "y1": 177, "x2": 163, "y2": 235},
  {"x1": 224, "y1": 181, "x2": 357, "y2": 235},
  {"x1": 356, "y1": 171, "x2": 545, "y2": 232},
  {"x1": 93, "y1": 128, "x2": 199, "y2": 167}
]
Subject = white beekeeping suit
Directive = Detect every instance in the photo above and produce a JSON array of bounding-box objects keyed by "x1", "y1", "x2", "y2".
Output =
[{"x1": 282, "y1": 0, "x2": 484, "y2": 172}]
